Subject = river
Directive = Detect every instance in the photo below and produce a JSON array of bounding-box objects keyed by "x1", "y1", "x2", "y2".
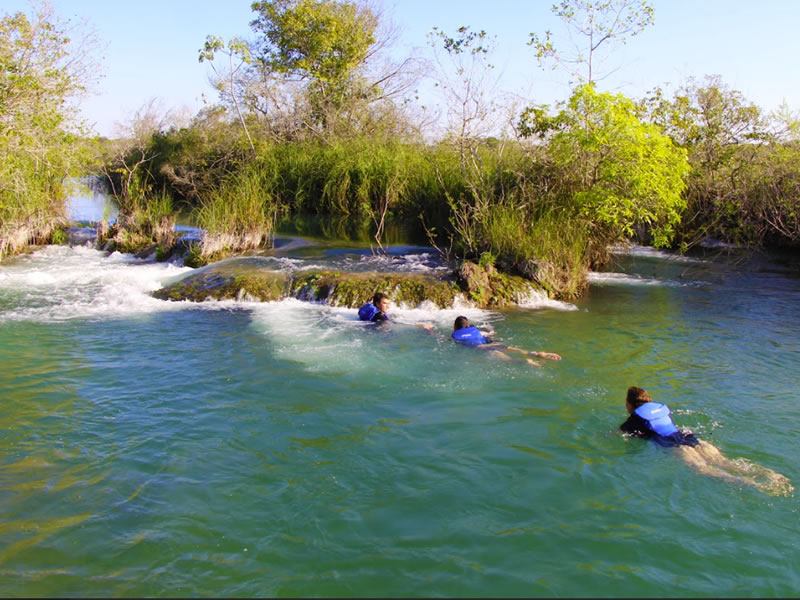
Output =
[{"x1": 0, "y1": 190, "x2": 798, "y2": 596}]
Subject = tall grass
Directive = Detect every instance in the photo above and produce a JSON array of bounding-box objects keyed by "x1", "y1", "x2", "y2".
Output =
[
  {"x1": 104, "y1": 174, "x2": 177, "y2": 253},
  {"x1": 0, "y1": 158, "x2": 69, "y2": 260},
  {"x1": 481, "y1": 205, "x2": 592, "y2": 298},
  {"x1": 138, "y1": 134, "x2": 608, "y2": 297},
  {"x1": 265, "y1": 139, "x2": 437, "y2": 220},
  {"x1": 197, "y1": 166, "x2": 280, "y2": 257}
]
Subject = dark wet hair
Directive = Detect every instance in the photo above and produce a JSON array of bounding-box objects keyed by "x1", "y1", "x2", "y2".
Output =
[
  {"x1": 454, "y1": 315, "x2": 470, "y2": 331},
  {"x1": 626, "y1": 386, "x2": 652, "y2": 408},
  {"x1": 373, "y1": 292, "x2": 389, "y2": 306}
]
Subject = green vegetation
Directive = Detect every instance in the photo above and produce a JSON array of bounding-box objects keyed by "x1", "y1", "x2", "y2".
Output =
[
  {"x1": 0, "y1": 3, "x2": 96, "y2": 259},
  {"x1": 640, "y1": 76, "x2": 800, "y2": 249},
  {"x1": 4, "y1": 0, "x2": 800, "y2": 300},
  {"x1": 196, "y1": 164, "x2": 280, "y2": 261}
]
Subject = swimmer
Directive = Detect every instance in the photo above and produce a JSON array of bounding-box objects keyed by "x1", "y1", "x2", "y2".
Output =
[
  {"x1": 443, "y1": 316, "x2": 562, "y2": 366},
  {"x1": 621, "y1": 386, "x2": 793, "y2": 496},
  {"x1": 358, "y1": 292, "x2": 390, "y2": 323}
]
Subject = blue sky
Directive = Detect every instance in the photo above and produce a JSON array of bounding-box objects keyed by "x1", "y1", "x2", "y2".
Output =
[{"x1": 9, "y1": 0, "x2": 800, "y2": 136}]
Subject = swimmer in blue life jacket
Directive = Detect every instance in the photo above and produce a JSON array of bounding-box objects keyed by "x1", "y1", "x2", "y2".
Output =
[
  {"x1": 448, "y1": 315, "x2": 562, "y2": 365},
  {"x1": 358, "y1": 292, "x2": 390, "y2": 323},
  {"x1": 621, "y1": 386, "x2": 793, "y2": 496}
]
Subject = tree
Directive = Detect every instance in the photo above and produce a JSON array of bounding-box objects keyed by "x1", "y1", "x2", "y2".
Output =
[
  {"x1": 0, "y1": 0, "x2": 100, "y2": 257},
  {"x1": 425, "y1": 25, "x2": 505, "y2": 255},
  {"x1": 529, "y1": 0, "x2": 654, "y2": 84},
  {"x1": 520, "y1": 84, "x2": 689, "y2": 247},
  {"x1": 638, "y1": 77, "x2": 800, "y2": 248},
  {"x1": 249, "y1": 0, "x2": 378, "y2": 128},
  {"x1": 427, "y1": 26, "x2": 501, "y2": 153},
  {"x1": 199, "y1": 36, "x2": 256, "y2": 154}
]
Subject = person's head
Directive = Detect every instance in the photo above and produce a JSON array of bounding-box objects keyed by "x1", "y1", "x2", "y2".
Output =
[
  {"x1": 625, "y1": 386, "x2": 652, "y2": 413},
  {"x1": 454, "y1": 315, "x2": 470, "y2": 331},
  {"x1": 373, "y1": 292, "x2": 390, "y2": 314}
]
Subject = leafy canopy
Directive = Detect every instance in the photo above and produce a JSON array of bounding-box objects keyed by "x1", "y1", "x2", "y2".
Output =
[
  {"x1": 1, "y1": 2, "x2": 94, "y2": 229},
  {"x1": 520, "y1": 84, "x2": 689, "y2": 247},
  {"x1": 250, "y1": 0, "x2": 376, "y2": 104}
]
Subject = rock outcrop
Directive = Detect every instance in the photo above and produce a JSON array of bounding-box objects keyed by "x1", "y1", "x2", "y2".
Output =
[{"x1": 152, "y1": 257, "x2": 546, "y2": 309}]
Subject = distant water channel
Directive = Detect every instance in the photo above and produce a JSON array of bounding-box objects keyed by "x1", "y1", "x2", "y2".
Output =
[{"x1": 0, "y1": 192, "x2": 799, "y2": 596}]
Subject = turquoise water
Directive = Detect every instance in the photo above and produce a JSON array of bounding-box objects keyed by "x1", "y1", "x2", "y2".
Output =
[{"x1": 1, "y1": 236, "x2": 799, "y2": 597}]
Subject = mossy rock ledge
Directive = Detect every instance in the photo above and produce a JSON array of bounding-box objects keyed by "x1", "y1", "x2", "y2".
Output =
[{"x1": 151, "y1": 257, "x2": 545, "y2": 309}]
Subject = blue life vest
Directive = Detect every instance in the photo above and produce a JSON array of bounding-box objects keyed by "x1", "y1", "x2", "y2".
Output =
[
  {"x1": 451, "y1": 325, "x2": 488, "y2": 346},
  {"x1": 635, "y1": 402, "x2": 679, "y2": 437},
  {"x1": 358, "y1": 302, "x2": 381, "y2": 322}
]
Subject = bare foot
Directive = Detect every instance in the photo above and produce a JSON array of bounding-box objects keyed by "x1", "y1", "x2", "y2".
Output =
[{"x1": 531, "y1": 352, "x2": 562, "y2": 361}]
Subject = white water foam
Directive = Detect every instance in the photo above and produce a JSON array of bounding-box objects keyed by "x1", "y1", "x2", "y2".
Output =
[
  {"x1": 249, "y1": 297, "x2": 499, "y2": 373},
  {"x1": 586, "y1": 271, "x2": 709, "y2": 288},
  {"x1": 249, "y1": 299, "x2": 368, "y2": 373},
  {"x1": 587, "y1": 272, "x2": 667, "y2": 286},
  {"x1": 248, "y1": 251, "x2": 447, "y2": 275},
  {"x1": 609, "y1": 243, "x2": 706, "y2": 264},
  {"x1": 515, "y1": 289, "x2": 578, "y2": 311},
  {"x1": 0, "y1": 245, "x2": 201, "y2": 323}
]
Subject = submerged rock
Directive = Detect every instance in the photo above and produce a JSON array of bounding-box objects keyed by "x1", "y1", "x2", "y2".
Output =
[
  {"x1": 152, "y1": 257, "x2": 545, "y2": 309},
  {"x1": 289, "y1": 270, "x2": 462, "y2": 308},
  {"x1": 152, "y1": 258, "x2": 290, "y2": 302}
]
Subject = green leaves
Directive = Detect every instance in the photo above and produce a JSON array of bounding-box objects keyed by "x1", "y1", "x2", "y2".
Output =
[
  {"x1": 198, "y1": 35, "x2": 251, "y2": 65},
  {"x1": 522, "y1": 84, "x2": 689, "y2": 247},
  {"x1": 1, "y1": 3, "x2": 95, "y2": 256},
  {"x1": 250, "y1": 0, "x2": 376, "y2": 113}
]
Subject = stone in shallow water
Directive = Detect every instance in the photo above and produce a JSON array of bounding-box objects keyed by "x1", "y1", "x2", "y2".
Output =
[{"x1": 151, "y1": 257, "x2": 543, "y2": 309}]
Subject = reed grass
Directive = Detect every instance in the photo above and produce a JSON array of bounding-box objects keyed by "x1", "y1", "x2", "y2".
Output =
[
  {"x1": 0, "y1": 164, "x2": 69, "y2": 260},
  {"x1": 197, "y1": 166, "x2": 280, "y2": 257}
]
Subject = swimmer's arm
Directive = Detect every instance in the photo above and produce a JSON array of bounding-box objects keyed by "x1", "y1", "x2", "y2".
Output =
[
  {"x1": 415, "y1": 322, "x2": 446, "y2": 339},
  {"x1": 620, "y1": 413, "x2": 648, "y2": 436}
]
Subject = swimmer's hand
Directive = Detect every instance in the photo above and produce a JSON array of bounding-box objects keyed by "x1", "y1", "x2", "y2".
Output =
[
  {"x1": 416, "y1": 322, "x2": 435, "y2": 331},
  {"x1": 525, "y1": 358, "x2": 542, "y2": 367},
  {"x1": 530, "y1": 351, "x2": 562, "y2": 361}
]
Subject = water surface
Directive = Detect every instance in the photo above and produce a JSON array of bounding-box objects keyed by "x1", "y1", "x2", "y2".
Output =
[{"x1": 0, "y1": 237, "x2": 798, "y2": 597}]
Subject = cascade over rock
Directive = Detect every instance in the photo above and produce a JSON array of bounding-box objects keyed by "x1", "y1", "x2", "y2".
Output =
[{"x1": 152, "y1": 257, "x2": 545, "y2": 309}]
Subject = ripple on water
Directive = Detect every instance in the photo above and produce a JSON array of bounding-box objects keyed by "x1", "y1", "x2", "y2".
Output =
[{"x1": 1, "y1": 242, "x2": 799, "y2": 596}]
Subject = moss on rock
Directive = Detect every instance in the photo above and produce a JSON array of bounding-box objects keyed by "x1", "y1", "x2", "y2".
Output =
[
  {"x1": 152, "y1": 257, "x2": 548, "y2": 309},
  {"x1": 288, "y1": 271, "x2": 461, "y2": 308},
  {"x1": 152, "y1": 259, "x2": 290, "y2": 302},
  {"x1": 456, "y1": 260, "x2": 535, "y2": 308}
]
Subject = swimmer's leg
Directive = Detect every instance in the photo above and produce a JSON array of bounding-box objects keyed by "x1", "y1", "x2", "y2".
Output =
[
  {"x1": 676, "y1": 442, "x2": 794, "y2": 496},
  {"x1": 487, "y1": 349, "x2": 541, "y2": 366},
  {"x1": 501, "y1": 345, "x2": 562, "y2": 361},
  {"x1": 675, "y1": 445, "x2": 750, "y2": 486}
]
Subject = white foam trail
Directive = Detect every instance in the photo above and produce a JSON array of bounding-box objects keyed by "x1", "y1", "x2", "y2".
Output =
[
  {"x1": 249, "y1": 297, "x2": 501, "y2": 373},
  {"x1": 390, "y1": 301, "x2": 496, "y2": 329},
  {"x1": 609, "y1": 243, "x2": 705, "y2": 263},
  {"x1": 587, "y1": 271, "x2": 709, "y2": 288},
  {"x1": 0, "y1": 245, "x2": 198, "y2": 323},
  {"x1": 587, "y1": 272, "x2": 666, "y2": 286},
  {"x1": 515, "y1": 289, "x2": 578, "y2": 311},
  {"x1": 250, "y1": 299, "x2": 368, "y2": 373},
  {"x1": 699, "y1": 237, "x2": 739, "y2": 249},
  {"x1": 253, "y1": 251, "x2": 447, "y2": 275}
]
